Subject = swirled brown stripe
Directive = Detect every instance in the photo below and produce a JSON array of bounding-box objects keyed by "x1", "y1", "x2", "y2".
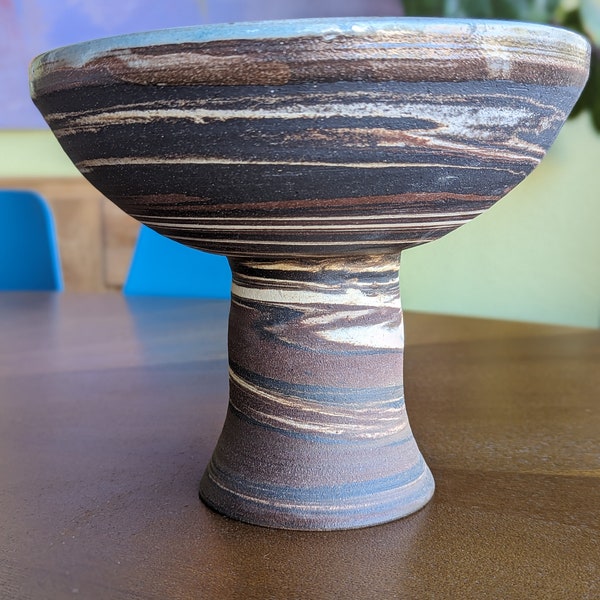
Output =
[
  {"x1": 40, "y1": 82, "x2": 566, "y2": 166},
  {"x1": 31, "y1": 78, "x2": 581, "y2": 256},
  {"x1": 228, "y1": 365, "x2": 408, "y2": 441},
  {"x1": 199, "y1": 254, "x2": 434, "y2": 529}
]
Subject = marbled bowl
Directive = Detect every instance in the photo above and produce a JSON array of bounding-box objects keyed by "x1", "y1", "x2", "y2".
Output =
[
  {"x1": 30, "y1": 18, "x2": 589, "y2": 530},
  {"x1": 30, "y1": 18, "x2": 589, "y2": 257}
]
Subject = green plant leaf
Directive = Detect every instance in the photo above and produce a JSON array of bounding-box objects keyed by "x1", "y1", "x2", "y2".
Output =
[
  {"x1": 581, "y1": 0, "x2": 600, "y2": 43},
  {"x1": 402, "y1": 0, "x2": 560, "y2": 21},
  {"x1": 586, "y1": 47, "x2": 600, "y2": 129},
  {"x1": 402, "y1": 0, "x2": 445, "y2": 16},
  {"x1": 555, "y1": 8, "x2": 600, "y2": 131}
]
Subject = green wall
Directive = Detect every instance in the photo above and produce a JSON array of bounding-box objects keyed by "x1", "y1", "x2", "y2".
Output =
[
  {"x1": 0, "y1": 130, "x2": 79, "y2": 177},
  {"x1": 1, "y1": 115, "x2": 598, "y2": 328}
]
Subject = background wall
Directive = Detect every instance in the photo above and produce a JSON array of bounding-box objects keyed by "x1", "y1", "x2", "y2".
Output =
[
  {"x1": 1, "y1": 0, "x2": 402, "y2": 128},
  {"x1": 1, "y1": 0, "x2": 599, "y2": 327}
]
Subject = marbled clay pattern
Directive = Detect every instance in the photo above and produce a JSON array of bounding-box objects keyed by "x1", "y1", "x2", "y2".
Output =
[
  {"x1": 30, "y1": 18, "x2": 589, "y2": 529},
  {"x1": 30, "y1": 18, "x2": 589, "y2": 257},
  {"x1": 200, "y1": 254, "x2": 434, "y2": 528}
]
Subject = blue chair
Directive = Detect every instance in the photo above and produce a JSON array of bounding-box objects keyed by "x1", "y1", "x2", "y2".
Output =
[
  {"x1": 124, "y1": 225, "x2": 231, "y2": 298},
  {"x1": 0, "y1": 190, "x2": 63, "y2": 291}
]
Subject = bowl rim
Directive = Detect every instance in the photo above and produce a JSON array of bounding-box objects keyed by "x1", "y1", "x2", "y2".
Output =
[{"x1": 30, "y1": 16, "x2": 589, "y2": 72}]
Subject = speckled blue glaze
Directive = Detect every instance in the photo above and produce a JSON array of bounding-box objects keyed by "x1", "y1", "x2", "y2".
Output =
[{"x1": 31, "y1": 16, "x2": 586, "y2": 72}]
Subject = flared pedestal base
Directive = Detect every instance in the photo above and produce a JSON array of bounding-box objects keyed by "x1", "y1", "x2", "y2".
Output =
[
  {"x1": 199, "y1": 254, "x2": 434, "y2": 530},
  {"x1": 200, "y1": 427, "x2": 434, "y2": 530}
]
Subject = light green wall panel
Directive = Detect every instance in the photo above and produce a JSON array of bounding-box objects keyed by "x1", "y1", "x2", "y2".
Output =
[
  {"x1": 401, "y1": 113, "x2": 600, "y2": 329},
  {"x1": 0, "y1": 130, "x2": 78, "y2": 177}
]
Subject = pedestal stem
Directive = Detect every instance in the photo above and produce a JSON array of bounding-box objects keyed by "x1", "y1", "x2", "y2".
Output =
[{"x1": 199, "y1": 254, "x2": 434, "y2": 529}]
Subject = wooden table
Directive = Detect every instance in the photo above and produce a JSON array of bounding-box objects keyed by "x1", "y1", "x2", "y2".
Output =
[{"x1": 1, "y1": 293, "x2": 598, "y2": 599}]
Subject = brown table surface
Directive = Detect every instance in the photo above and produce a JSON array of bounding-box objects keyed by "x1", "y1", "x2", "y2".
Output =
[{"x1": 1, "y1": 293, "x2": 598, "y2": 599}]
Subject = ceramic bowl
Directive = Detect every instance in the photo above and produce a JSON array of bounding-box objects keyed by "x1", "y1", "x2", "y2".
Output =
[{"x1": 30, "y1": 18, "x2": 589, "y2": 258}]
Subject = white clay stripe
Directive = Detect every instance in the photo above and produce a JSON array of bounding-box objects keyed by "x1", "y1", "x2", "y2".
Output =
[
  {"x1": 128, "y1": 210, "x2": 486, "y2": 221},
  {"x1": 139, "y1": 219, "x2": 470, "y2": 231},
  {"x1": 171, "y1": 235, "x2": 448, "y2": 246},
  {"x1": 231, "y1": 282, "x2": 402, "y2": 307},
  {"x1": 77, "y1": 156, "x2": 524, "y2": 175}
]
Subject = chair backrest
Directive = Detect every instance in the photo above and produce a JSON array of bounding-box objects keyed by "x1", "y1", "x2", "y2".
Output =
[
  {"x1": 0, "y1": 190, "x2": 63, "y2": 291},
  {"x1": 124, "y1": 225, "x2": 231, "y2": 298}
]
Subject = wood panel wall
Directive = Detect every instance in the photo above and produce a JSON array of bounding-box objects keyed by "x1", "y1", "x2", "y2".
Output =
[{"x1": 1, "y1": 177, "x2": 139, "y2": 291}]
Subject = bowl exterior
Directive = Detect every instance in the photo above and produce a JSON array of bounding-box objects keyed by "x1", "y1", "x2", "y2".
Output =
[{"x1": 31, "y1": 18, "x2": 590, "y2": 257}]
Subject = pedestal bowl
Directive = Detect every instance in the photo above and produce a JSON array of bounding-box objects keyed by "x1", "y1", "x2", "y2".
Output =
[{"x1": 30, "y1": 18, "x2": 589, "y2": 530}]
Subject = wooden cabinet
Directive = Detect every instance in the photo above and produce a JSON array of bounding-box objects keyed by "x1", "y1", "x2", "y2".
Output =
[{"x1": 0, "y1": 177, "x2": 139, "y2": 291}]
